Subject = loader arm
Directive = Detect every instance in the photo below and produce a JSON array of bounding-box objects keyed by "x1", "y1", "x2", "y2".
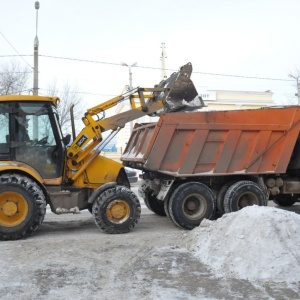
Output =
[{"x1": 65, "y1": 62, "x2": 204, "y2": 184}]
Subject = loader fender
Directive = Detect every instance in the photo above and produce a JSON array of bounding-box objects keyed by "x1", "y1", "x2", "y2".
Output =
[
  {"x1": 88, "y1": 182, "x2": 117, "y2": 204},
  {"x1": 0, "y1": 161, "x2": 44, "y2": 185}
]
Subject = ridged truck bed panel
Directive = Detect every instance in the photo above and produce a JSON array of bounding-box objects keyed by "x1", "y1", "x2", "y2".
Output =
[{"x1": 121, "y1": 106, "x2": 300, "y2": 176}]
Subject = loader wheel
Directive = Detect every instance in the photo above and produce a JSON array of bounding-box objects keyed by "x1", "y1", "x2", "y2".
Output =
[
  {"x1": 168, "y1": 182, "x2": 216, "y2": 230},
  {"x1": 144, "y1": 192, "x2": 166, "y2": 216},
  {"x1": 0, "y1": 174, "x2": 46, "y2": 240},
  {"x1": 92, "y1": 186, "x2": 141, "y2": 234},
  {"x1": 224, "y1": 180, "x2": 267, "y2": 213},
  {"x1": 272, "y1": 194, "x2": 298, "y2": 207}
]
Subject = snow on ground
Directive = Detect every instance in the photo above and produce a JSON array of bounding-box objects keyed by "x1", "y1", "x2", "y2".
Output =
[{"x1": 184, "y1": 205, "x2": 300, "y2": 283}]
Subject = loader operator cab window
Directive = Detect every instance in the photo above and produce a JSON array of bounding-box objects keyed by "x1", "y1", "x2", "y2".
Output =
[
  {"x1": 15, "y1": 116, "x2": 30, "y2": 143},
  {"x1": 14, "y1": 102, "x2": 64, "y2": 179},
  {"x1": 0, "y1": 103, "x2": 9, "y2": 156}
]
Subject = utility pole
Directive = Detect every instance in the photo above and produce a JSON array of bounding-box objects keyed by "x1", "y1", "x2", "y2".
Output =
[
  {"x1": 33, "y1": 1, "x2": 39, "y2": 95},
  {"x1": 160, "y1": 42, "x2": 167, "y2": 81}
]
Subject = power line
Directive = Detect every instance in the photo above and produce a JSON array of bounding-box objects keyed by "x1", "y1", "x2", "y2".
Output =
[
  {"x1": 0, "y1": 32, "x2": 33, "y2": 69},
  {"x1": 193, "y1": 70, "x2": 293, "y2": 82},
  {"x1": 40, "y1": 54, "x2": 293, "y2": 82},
  {"x1": 40, "y1": 54, "x2": 121, "y2": 67},
  {"x1": 0, "y1": 55, "x2": 32, "y2": 57},
  {"x1": 0, "y1": 53, "x2": 293, "y2": 83},
  {"x1": 39, "y1": 87, "x2": 116, "y2": 97},
  {"x1": 0, "y1": 72, "x2": 33, "y2": 74}
]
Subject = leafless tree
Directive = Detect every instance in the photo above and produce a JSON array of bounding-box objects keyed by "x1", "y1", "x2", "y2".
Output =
[
  {"x1": 288, "y1": 69, "x2": 300, "y2": 105},
  {"x1": 289, "y1": 69, "x2": 300, "y2": 84},
  {"x1": 0, "y1": 61, "x2": 31, "y2": 95},
  {"x1": 47, "y1": 81, "x2": 84, "y2": 135}
]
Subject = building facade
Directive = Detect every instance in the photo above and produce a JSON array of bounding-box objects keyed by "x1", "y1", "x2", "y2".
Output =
[{"x1": 199, "y1": 90, "x2": 273, "y2": 110}]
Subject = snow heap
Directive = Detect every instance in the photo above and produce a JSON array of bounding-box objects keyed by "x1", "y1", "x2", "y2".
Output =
[{"x1": 185, "y1": 205, "x2": 300, "y2": 283}]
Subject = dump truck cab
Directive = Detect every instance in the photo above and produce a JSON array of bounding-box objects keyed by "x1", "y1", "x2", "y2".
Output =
[{"x1": 0, "y1": 95, "x2": 66, "y2": 183}]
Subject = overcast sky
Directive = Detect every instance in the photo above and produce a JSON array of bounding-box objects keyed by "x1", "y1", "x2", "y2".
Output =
[{"x1": 1, "y1": 0, "x2": 300, "y2": 107}]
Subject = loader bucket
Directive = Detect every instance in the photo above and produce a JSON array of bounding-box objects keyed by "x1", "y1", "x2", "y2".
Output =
[{"x1": 152, "y1": 62, "x2": 205, "y2": 115}]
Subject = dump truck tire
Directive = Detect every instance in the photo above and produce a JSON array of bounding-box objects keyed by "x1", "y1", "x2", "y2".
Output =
[
  {"x1": 163, "y1": 183, "x2": 181, "y2": 219},
  {"x1": 138, "y1": 180, "x2": 153, "y2": 212},
  {"x1": 0, "y1": 173, "x2": 46, "y2": 241},
  {"x1": 168, "y1": 182, "x2": 216, "y2": 230},
  {"x1": 138, "y1": 181, "x2": 166, "y2": 216},
  {"x1": 216, "y1": 180, "x2": 238, "y2": 216},
  {"x1": 273, "y1": 194, "x2": 297, "y2": 207},
  {"x1": 92, "y1": 186, "x2": 141, "y2": 234},
  {"x1": 164, "y1": 196, "x2": 171, "y2": 218},
  {"x1": 144, "y1": 192, "x2": 166, "y2": 216},
  {"x1": 224, "y1": 180, "x2": 267, "y2": 213},
  {"x1": 143, "y1": 192, "x2": 153, "y2": 212}
]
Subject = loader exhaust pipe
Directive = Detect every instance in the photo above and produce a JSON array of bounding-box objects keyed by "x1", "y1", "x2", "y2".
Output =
[{"x1": 151, "y1": 62, "x2": 205, "y2": 115}]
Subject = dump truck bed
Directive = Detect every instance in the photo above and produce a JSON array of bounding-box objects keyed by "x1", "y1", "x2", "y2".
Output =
[{"x1": 121, "y1": 106, "x2": 300, "y2": 176}]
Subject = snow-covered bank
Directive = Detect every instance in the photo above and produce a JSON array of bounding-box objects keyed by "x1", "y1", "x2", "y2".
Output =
[{"x1": 185, "y1": 206, "x2": 300, "y2": 283}]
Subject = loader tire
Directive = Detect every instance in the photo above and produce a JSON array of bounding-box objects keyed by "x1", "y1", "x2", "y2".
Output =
[
  {"x1": 0, "y1": 173, "x2": 46, "y2": 240},
  {"x1": 273, "y1": 194, "x2": 298, "y2": 207},
  {"x1": 224, "y1": 180, "x2": 267, "y2": 213},
  {"x1": 144, "y1": 192, "x2": 166, "y2": 216},
  {"x1": 92, "y1": 186, "x2": 141, "y2": 234},
  {"x1": 168, "y1": 182, "x2": 215, "y2": 230}
]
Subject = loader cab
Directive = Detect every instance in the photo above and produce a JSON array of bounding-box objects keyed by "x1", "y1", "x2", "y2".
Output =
[{"x1": 0, "y1": 96, "x2": 66, "y2": 179}]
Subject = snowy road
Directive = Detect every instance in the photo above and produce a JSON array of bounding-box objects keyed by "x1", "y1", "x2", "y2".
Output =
[{"x1": 0, "y1": 183, "x2": 300, "y2": 300}]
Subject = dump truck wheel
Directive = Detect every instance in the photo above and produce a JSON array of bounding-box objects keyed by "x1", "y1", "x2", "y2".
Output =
[
  {"x1": 144, "y1": 192, "x2": 166, "y2": 216},
  {"x1": 92, "y1": 186, "x2": 141, "y2": 234},
  {"x1": 164, "y1": 196, "x2": 171, "y2": 218},
  {"x1": 224, "y1": 180, "x2": 267, "y2": 213},
  {"x1": 143, "y1": 192, "x2": 153, "y2": 212},
  {"x1": 168, "y1": 182, "x2": 216, "y2": 230},
  {"x1": 163, "y1": 183, "x2": 181, "y2": 219},
  {"x1": 0, "y1": 173, "x2": 46, "y2": 240},
  {"x1": 216, "y1": 180, "x2": 238, "y2": 216},
  {"x1": 272, "y1": 194, "x2": 298, "y2": 207},
  {"x1": 138, "y1": 180, "x2": 153, "y2": 212},
  {"x1": 138, "y1": 181, "x2": 166, "y2": 216}
]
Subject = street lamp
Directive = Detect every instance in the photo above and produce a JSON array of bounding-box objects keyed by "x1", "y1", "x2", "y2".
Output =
[
  {"x1": 33, "y1": 1, "x2": 39, "y2": 95},
  {"x1": 121, "y1": 62, "x2": 137, "y2": 134},
  {"x1": 121, "y1": 62, "x2": 137, "y2": 90}
]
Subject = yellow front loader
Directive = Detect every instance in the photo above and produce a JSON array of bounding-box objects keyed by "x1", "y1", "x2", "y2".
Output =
[{"x1": 0, "y1": 63, "x2": 203, "y2": 240}]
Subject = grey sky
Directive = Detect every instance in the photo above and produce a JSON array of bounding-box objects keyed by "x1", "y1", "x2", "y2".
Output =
[{"x1": 1, "y1": 0, "x2": 299, "y2": 106}]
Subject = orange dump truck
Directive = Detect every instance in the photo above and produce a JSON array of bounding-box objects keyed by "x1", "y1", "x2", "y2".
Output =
[{"x1": 121, "y1": 106, "x2": 300, "y2": 229}]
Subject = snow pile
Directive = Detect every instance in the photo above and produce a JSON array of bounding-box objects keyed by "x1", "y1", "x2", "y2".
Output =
[{"x1": 185, "y1": 206, "x2": 300, "y2": 282}]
